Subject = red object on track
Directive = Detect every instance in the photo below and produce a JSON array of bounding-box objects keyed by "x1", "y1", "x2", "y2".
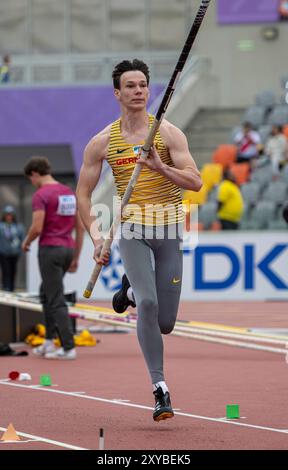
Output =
[{"x1": 9, "y1": 371, "x2": 20, "y2": 380}]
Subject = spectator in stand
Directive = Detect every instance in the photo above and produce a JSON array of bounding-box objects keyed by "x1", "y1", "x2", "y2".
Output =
[
  {"x1": 0, "y1": 205, "x2": 25, "y2": 291},
  {"x1": 234, "y1": 121, "x2": 261, "y2": 165},
  {"x1": 0, "y1": 54, "x2": 11, "y2": 83},
  {"x1": 265, "y1": 125, "x2": 288, "y2": 177},
  {"x1": 217, "y1": 169, "x2": 244, "y2": 230}
]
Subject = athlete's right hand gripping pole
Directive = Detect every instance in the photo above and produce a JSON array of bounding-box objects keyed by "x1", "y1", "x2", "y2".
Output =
[{"x1": 83, "y1": 0, "x2": 212, "y2": 298}]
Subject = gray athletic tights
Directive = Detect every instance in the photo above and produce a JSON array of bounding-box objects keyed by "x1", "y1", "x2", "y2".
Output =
[{"x1": 118, "y1": 223, "x2": 183, "y2": 384}]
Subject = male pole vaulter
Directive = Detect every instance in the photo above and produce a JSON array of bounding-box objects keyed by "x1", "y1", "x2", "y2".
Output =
[{"x1": 77, "y1": 1, "x2": 210, "y2": 421}]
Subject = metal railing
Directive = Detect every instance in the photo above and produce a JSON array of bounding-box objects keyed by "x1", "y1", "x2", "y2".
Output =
[{"x1": 6, "y1": 51, "x2": 185, "y2": 86}]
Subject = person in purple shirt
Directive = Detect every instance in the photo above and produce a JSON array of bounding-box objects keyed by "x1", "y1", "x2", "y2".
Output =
[{"x1": 23, "y1": 156, "x2": 84, "y2": 360}]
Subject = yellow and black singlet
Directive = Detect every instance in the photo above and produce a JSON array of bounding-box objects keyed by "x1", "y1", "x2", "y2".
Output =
[{"x1": 107, "y1": 114, "x2": 184, "y2": 226}]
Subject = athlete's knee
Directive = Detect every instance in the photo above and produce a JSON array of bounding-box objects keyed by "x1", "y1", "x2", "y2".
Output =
[
  {"x1": 138, "y1": 297, "x2": 158, "y2": 314},
  {"x1": 159, "y1": 318, "x2": 176, "y2": 335}
]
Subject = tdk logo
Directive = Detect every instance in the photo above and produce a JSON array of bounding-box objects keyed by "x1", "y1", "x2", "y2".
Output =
[{"x1": 184, "y1": 244, "x2": 288, "y2": 290}]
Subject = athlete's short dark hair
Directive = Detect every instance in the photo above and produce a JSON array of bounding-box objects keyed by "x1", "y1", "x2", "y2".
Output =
[
  {"x1": 24, "y1": 156, "x2": 51, "y2": 176},
  {"x1": 112, "y1": 59, "x2": 150, "y2": 90}
]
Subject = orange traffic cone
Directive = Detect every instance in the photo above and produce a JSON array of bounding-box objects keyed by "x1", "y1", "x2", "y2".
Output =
[{"x1": 1, "y1": 423, "x2": 21, "y2": 441}]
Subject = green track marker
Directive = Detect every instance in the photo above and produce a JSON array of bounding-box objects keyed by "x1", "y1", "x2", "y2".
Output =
[
  {"x1": 40, "y1": 374, "x2": 52, "y2": 386},
  {"x1": 226, "y1": 404, "x2": 240, "y2": 419}
]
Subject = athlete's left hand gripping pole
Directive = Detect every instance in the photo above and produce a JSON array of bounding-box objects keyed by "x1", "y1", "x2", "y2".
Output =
[{"x1": 83, "y1": 0, "x2": 212, "y2": 298}]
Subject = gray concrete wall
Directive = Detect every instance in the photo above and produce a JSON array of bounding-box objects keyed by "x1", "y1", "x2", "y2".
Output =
[
  {"x1": 192, "y1": 1, "x2": 287, "y2": 107},
  {"x1": 166, "y1": 67, "x2": 220, "y2": 129}
]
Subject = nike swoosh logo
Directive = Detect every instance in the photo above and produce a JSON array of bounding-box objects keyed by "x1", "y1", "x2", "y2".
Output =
[
  {"x1": 116, "y1": 148, "x2": 130, "y2": 154},
  {"x1": 172, "y1": 278, "x2": 181, "y2": 284}
]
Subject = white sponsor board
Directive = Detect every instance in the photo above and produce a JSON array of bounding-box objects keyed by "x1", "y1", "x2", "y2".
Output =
[{"x1": 27, "y1": 232, "x2": 288, "y2": 301}]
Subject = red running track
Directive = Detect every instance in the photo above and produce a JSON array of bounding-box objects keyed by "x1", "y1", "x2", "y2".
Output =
[{"x1": 0, "y1": 301, "x2": 288, "y2": 450}]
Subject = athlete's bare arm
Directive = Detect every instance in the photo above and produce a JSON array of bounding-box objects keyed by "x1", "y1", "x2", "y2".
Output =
[
  {"x1": 76, "y1": 125, "x2": 111, "y2": 262},
  {"x1": 137, "y1": 119, "x2": 202, "y2": 191}
]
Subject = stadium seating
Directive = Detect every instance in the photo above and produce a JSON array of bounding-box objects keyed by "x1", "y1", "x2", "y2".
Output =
[
  {"x1": 198, "y1": 201, "x2": 218, "y2": 229},
  {"x1": 212, "y1": 144, "x2": 237, "y2": 168},
  {"x1": 268, "y1": 218, "x2": 288, "y2": 230},
  {"x1": 241, "y1": 181, "x2": 261, "y2": 207},
  {"x1": 262, "y1": 180, "x2": 288, "y2": 205},
  {"x1": 200, "y1": 163, "x2": 223, "y2": 191},
  {"x1": 250, "y1": 164, "x2": 273, "y2": 191},
  {"x1": 267, "y1": 105, "x2": 288, "y2": 126},
  {"x1": 283, "y1": 125, "x2": 288, "y2": 139},
  {"x1": 269, "y1": 205, "x2": 288, "y2": 229},
  {"x1": 187, "y1": 85, "x2": 288, "y2": 231},
  {"x1": 255, "y1": 90, "x2": 276, "y2": 109},
  {"x1": 182, "y1": 185, "x2": 208, "y2": 207},
  {"x1": 246, "y1": 200, "x2": 277, "y2": 230},
  {"x1": 239, "y1": 203, "x2": 252, "y2": 230},
  {"x1": 207, "y1": 185, "x2": 219, "y2": 202},
  {"x1": 280, "y1": 74, "x2": 288, "y2": 89},
  {"x1": 242, "y1": 105, "x2": 266, "y2": 128},
  {"x1": 229, "y1": 126, "x2": 242, "y2": 144},
  {"x1": 229, "y1": 162, "x2": 250, "y2": 185},
  {"x1": 258, "y1": 124, "x2": 272, "y2": 144},
  {"x1": 282, "y1": 165, "x2": 288, "y2": 183}
]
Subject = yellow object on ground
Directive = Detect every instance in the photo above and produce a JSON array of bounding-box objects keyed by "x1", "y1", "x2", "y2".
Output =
[
  {"x1": 74, "y1": 329, "x2": 97, "y2": 346},
  {"x1": 25, "y1": 324, "x2": 97, "y2": 347},
  {"x1": 25, "y1": 323, "x2": 46, "y2": 346}
]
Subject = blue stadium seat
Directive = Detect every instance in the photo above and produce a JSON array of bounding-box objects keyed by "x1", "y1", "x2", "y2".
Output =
[
  {"x1": 242, "y1": 105, "x2": 266, "y2": 128},
  {"x1": 198, "y1": 202, "x2": 218, "y2": 229},
  {"x1": 267, "y1": 105, "x2": 288, "y2": 126},
  {"x1": 258, "y1": 124, "x2": 272, "y2": 144},
  {"x1": 255, "y1": 90, "x2": 276, "y2": 109},
  {"x1": 250, "y1": 164, "x2": 273, "y2": 191},
  {"x1": 246, "y1": 201, "x2": 277, "y2": 229},
  {"x1": 262, "y1": 180, "x2": 288, "y2": 205},
  {"x1": 241, "y1": 181, "x2": 261, "y2": 206}
]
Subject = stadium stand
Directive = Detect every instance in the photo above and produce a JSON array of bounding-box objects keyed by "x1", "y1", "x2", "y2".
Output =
[
  {"x1": 267, "y1": 105, "x2": 288, "y2": 126},
  {"x1": 198, "y1": 201, "x2": 218, "y2": 230},
  {"x1": 229, "y1": 163, "x2": 250, "y2": 186},
  {"x1": 246, "y1": 201, "x2": 277, "y2": 230},
  {"x1": 249, "y1": 164, "x2": 274, "y2": 190},
  {"x1": 262, "y1": 180, "x2": 288, "y2": 205},
  {"x1": 241, "y1": 182, "x2": 261, "y2": 207},
  {"x1": 242, "y1": 105, "x2": 267, "y2": 128},
  {"x1": 255, "y1": 90, "x2": 276, "y2": 112},
  {"x1": 284, "y1": 125, "x2": 288, "y2": 139},
  {"x1": 258, "y1": 124, "x2": 272, "y2": 145},
  {"x1": 200, "y1": 163, "x2": 223, "y2": 191},
  {"x1": 212, "y1": 144, "x2": 237, "y2": 168},
  {"x1": 186, "y1": 82, "x2": 288, "y2": 231}
]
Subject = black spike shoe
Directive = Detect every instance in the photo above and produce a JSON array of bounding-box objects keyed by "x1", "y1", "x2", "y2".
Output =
[
  {"x1": 112, "y1": 274, "x2": 136, "y2": 313},
  {"x1": 153, "y1": 387, "x2": 174, "y2": 422}
]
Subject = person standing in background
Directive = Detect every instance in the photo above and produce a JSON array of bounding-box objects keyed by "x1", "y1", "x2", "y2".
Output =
[
  {"x1": 265, "y1": 125, "x2": 288, "y2": 177},
  {"x1": 0, "y1": 55, "x2": 11, "y2": 83},
  {"x1": 23, "y1": 156, "x2": 84, "y2": 360},
  {"x1": 0, "y1": 205, "x2": 25, "y2": 291},
  {"x1": 217, "y1": 169, "x2": 244, "y2": 230}
]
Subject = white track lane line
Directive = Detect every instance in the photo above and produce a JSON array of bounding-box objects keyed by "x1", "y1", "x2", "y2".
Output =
[
  {"x1": 0, "y1": 426, "x2": 88, "y2": 450},
  {"x1": 0, "y1": 380, "x2": 287, "y2": 437}
]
